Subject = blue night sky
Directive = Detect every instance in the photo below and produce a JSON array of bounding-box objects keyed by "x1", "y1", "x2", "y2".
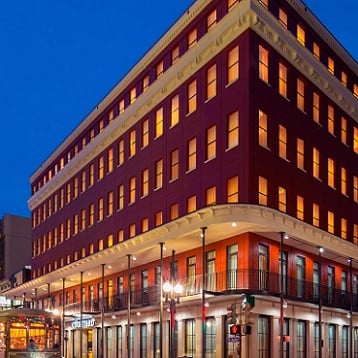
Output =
[{"x1": 0, "y1": 0, "x2": 356, "y2": 218}]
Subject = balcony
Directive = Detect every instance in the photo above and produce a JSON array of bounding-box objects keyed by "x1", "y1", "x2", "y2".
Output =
[{"x1": 62, "y1": 268, "x2": 356, "y2": 316}]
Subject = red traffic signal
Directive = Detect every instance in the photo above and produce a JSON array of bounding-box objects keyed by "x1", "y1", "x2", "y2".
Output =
[{"x1": 230, "y1": 324, "x2": 240, "y2": 335}]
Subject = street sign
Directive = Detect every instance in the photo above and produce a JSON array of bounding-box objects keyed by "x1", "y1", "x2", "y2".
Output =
[{"x1": 227, "y1": 336, "x2": 240, "y2": 342}]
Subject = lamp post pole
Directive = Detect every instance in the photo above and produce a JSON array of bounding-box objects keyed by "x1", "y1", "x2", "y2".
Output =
[
  {"x1": 163, "y1": 250, "x2": 182, "y2": 358},
  {"x1": 279, "y1": 232, "x2": 285, "y2": 358},
  {"x1": 127, "y1": 254, "x2": 132, "y2": 358},
  {"x1": 80, "y1": 272, "x2": 83, "y2": 358},
  {"x1": 170, "y1": 250, "x2": 175, "y2": 358},
  {"x1": 201, "y1": 227, "x2": 207, "y2": 358},
  {"x1": 349, "y1": 258, "x2": 353, "y2": 358},
  {"x1": 62, "y1": 278, "x2": 66, "y2": 358},
  {"x1": 101, "y1": 264, "x2": 105, "y2": 358},
  {"x1": 318, "y1": 247, "x2": 323, "y2": 358},
  {"x1": 159, "y1": 242, "x2": 165, "y2": 358}
]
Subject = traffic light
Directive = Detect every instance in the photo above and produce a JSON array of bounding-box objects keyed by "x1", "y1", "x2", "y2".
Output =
[
  {"x1": 226, "y1": 303, "x2": 237, "y2": 324},
  {"x1": 230, "y1": 324, "x2": 241, "y2": 335}
]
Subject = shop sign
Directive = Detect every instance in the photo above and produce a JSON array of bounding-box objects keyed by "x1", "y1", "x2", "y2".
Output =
[{"x1": 71, "y1": 318, "x2": 95, "y2": 329}]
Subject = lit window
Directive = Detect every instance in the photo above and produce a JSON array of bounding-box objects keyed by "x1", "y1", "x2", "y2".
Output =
[
  {"x1": 279, "y1": 8, "x2": 287, "y2": 28},
  {"x1": 129, "y1": 224, "x2": 136, "y2": 238},
  {"x1": 73, "y1": 214, "x2": 78, "y2": 235},
  {"x1": 107, "y1": 147, "x2": 113, "y2": 173},
  {"x1": 207, "y1": 9, "x2": 217, "y2": 31},
  {"x1": 278, "y1": 186, "x2": 286, "y2": 212},
  {"x1": 354, "y1": 84, "x2": 358, "y2": 98},
  {"x1": 188, "y1": 28, "x2": 197, "y2": 49},
  {"x1": 259, "y1": 45, "x2": 269, "y2": 83},
  {"x1": 73, "y1": 177, "x2": 78, "y2": 199},
  {"x1": 327, "y1": 105, "x2": 335, "y2": 136},
  {"x1": 119, "y1": 99, "x2": 125, "y2": 115},
  {"x1": 328, "y1": 211, "x2": 335, "y2": 234},
  {"x1": 328, "y1": 57, "x2": 334, "y2": 75},
  {"x1": 170, "y1": 203, "x2": 179, "y2": 220},
  {"x1": 341, "y1": 117, "x2": 347, "y2": 145},
  {"x1": 258, "y1": 110, "x2": 268, "y2": 148},
  {"x1": 227, "y1": 46, "x2": 239, "y2": 84},
  {"x1": 354, "y1": 127, "x2": 358, "y2": 154},
  {"x1": 141, "y1": 218, "x2": 149, "y2": 232},
  {"x1": 296, "y1": 196, "x2": 304, "y2": 220},
  {"x1": 108, "y1": 109, "x2": 114, "y2": 122},
  {"x1": 341, "y1": 167, "x2": 347, "y2": 196},
  {"x1": 278, "y1": 62, "x2": 287, "y2": 98},
  {"x1": 227, "y1": 110, "x2": 239, "y2": 149},
  {"x1": 259, "y1": 0, "x2": 268, "y2": 8},
  {"x1": 130, "y1": 87, "x2": 136, "y2": 104},
  {"x1": 107, "y1": 234, "x2": 113, "y2": 247},
  {"x1": 354, "y1": 224, "x2": 358, "y2": 244},
  {"x1": 297, "y1": 24, "x2": 305, "y2": 46},
  {"x1": 129, "y1": 130, "x2": 136, "y2": 157},
  {"x1": 170, "y1": 149, "x2": 179, "y2": 181},
  {"x1": 117, "y1": 229, "x2": 124, "y2": 242},
  {"x1": 155, "y1": 107, "x2": 163, "y2": 138},
  {"x1": 80, "y1": 209, "x2": 86, "y2": 231},
  {"x1": 98, "y1": 239, "x2": 104, "y2": 251},
  {"x1": 258, "y1": 176, "x2": 268, "y2": 205},
  {"x1": 98, "y1": 197, "x2": 104, "y2": 221},
  {"x1": 129, "y1": 177, "x2": 136, "y2": 205},
  {"x1": 156, "y1": 61, "x2": 164, "y2": 78},
  {"x1": 341, "y1": 218, "x2": 347, "y2": 239},
  {"x1": 228, "y1": 0, "x2": 238, "y2": 11},
  {"x1": 187, "y1": 138, "x2": 197, "y2": 172},
  {"x1": 155, "y1": 159, "x2": 163, "y2": 189},
  {"x1": 313, "y1": 92, "x2": 320, "y2": 124},
  {"x1": 155, "y1": 211, "x2": 163, "y2": 226},
  {"x1": 171, "y1": 46, "x2": 180, "y2": 65},
  {"x1": 107, "y1": 191, "x2": 114, "y2": 216},
  {"x1": 278, "y1": 125, "x2": 287, "y2": 160},
  {"x1": 117, "y1": 184, "x2": 124, "y2": 210},
  {"x1": 206, "y1": 64, "x2": 217, "y2": 99},
  {"x1": 89, "y1": 203, "x2": 94, "y2": 226},
  {"x1": 313, "y1": 42, "x2": 320, "y2": 60},
  {"x1": 205, "y1": 186, "x2": 216, "y2": 206},
  {"x1": 341, "y1": 71, "x2": 347, "y2": 87},
  {"x1": 142, "y1": 168, "x2": 149, "y2": 197},
  {"x1": 142, "y1": 75, "x2": 149, "y2": 92},
  {"x1": 66, "y1": 183, "x2": 71, "y2": 204},
  {"x1": 187, "y1": 80, "x2": 197, "y2": 114},
  {"x1": 89, "y1": 128, "x2": 95, "y2": 141},
  {"x1": 313, "y1": 203, "x2": 320, "y2": 227},
  {"x1": 118, "y1": 139, "x2": 124, "y2": 166},
  {"x1": 142, "y1": 119, "x2": 149, "y2": 149},
  {"x1": 187, "y1": 195, "x2": 197, "y2": 213},
  {"x1": 328, "y1": 158, "x2": 335, "y2": 188},
  {"x1": 89, "y1": 164, "x2": 95, "y2": 186},
  {"x1": 89, "y1": 243, "x2": 94, "y2": 255},
  {"x1": 170, "y1": 94, "x2": 179, "y2": 127},
  {"x1": 297, "y1": 138, "x2": 305, "y2": 170},
  {"x1": 66, "y1": 218, "x2": 71, "y2": 239},
  {"x1": 206, "y1": 125, "x2": 216, "y2": 161},
  {"x1": 297, "y1": 78, "x2": 305, "y2": 112},
  {"x1": 98, "y1": 156, "x2": 104, "y2": 181},
  {"x1": 353, "y1": 176, "x2": 358, "y2": 203}
]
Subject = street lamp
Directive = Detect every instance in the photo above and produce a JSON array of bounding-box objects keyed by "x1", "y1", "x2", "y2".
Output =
[{"x1": 163, "y1": 250, "x2": 183, "y2": 358}]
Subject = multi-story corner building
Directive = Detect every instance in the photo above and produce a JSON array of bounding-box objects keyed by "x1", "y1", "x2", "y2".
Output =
[{"x1": 5, "y1": 0, "x2": 358, "y2": 357}]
